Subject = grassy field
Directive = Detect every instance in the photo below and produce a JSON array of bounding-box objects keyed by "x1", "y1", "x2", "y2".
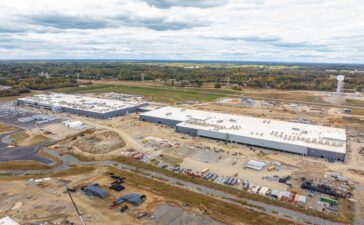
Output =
[
  {"x1": 56, "y1": 82, "x2": 364, "y2": 111},
  {"x1": 0, "y1": 161, "x2": 51, "y2": 170},
  {"x1": 57, "y1": 84, "x2": 233, "y2": 103},
  {"x1": 346, "y1": 99, "x2": 364, "y2": 108},
  {"x1": 0, "y1": 165, "x2": 96, "y2": 181}
]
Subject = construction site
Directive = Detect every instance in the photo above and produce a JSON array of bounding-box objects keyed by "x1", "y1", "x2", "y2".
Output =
[{"x1": 0, "y1": 85, "x2": 364, "y2": 225}]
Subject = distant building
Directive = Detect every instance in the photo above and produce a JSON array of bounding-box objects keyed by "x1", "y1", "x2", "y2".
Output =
[{"x1": 17, "y1": 93, "x2": 148, "y2": 119}]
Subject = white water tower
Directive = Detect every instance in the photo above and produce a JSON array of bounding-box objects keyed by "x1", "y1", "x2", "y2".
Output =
[{"x1": 336, "y1": 75, "x2": 345, "y2": 95}]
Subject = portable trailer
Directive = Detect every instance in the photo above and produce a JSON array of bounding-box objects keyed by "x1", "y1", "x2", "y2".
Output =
[
  {"x1": 252, "y1": 185, "x2": 260, "y2": 194},
  {"x1": 203, "y1": 172, "x2": 211, "y2": 179},
  {"x1": 201, "y1": 168, "x2": 209, "y2": 175},
  {"x1": 204, "y1": 173, "x2": 213, "y2": 180},
  {"x1": 288, "y1": 192, "x2": 296, "y2": 202},
  {"x1": 211, "y1": 174, "x2": 218, "y2": 181},
  {"x1": 243, "y1": 181, "x2": 250, "y2": 190},
  {"x1": 229, "y1": 178, "x2": 237, "y2": 185},
  {"x1": 297, "y1": 195, "x2": 306, "y2": 207},
  {"x1": 225, "y1": 177, "x2": 233, "y2": 185},
  {"x1": 233, "y1": 178, "x2": 239, "y2": 185},
  {"x1": 207, "y1": 173, "x2": 215, "y2": 179},
  {"x1": 230, "y1": 177, "x2": 236, "y2": 185}
]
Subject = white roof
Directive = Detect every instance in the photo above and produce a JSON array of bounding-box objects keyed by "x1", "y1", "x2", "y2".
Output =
[
  {"x1": 141, "y1": 106, "x2": 346, "y2": 154},
  {"x1": 245, "y1": 160, "x2": 266, "y2": 170},
  {"x1": 65, "y1": 120, "x2": 83, "y2": 126},
  {"x1": 18, "y1": 93, "x2": 143, "y2": 114},
  {"x1": 0, "y1": 216, "x2": 19, "y2": 225},
  {"x1": 297, "y1": 195, "x2": 307, "y2": 202}
]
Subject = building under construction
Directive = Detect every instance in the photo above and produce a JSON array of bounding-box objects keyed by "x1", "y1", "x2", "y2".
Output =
[
  {"x1": 17, "y1": 93, "x2": 147, "y2": 119},
  {"x1": 140, "y1": 107, "x2": 346, "y2": 161}
]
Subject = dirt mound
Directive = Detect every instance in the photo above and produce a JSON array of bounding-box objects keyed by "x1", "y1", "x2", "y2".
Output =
[
  {"x1": 68, "y1": 129, "x2": 125, "y2": 154},
  {"x1": 0, "y1": 123, "x2": 17, "y2": 134},
  {"x1": 10, "y1": 131, "x2": 49, "y2": 146}
]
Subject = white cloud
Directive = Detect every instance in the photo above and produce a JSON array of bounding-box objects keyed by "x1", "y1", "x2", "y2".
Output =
[{"x1": 0, "y1": 0, "x2": 363, "y2": 63}]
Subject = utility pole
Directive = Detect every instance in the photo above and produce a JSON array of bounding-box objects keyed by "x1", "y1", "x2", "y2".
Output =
[{"x1": 65, "y1": 186, "x2": 86, "y2": 225}]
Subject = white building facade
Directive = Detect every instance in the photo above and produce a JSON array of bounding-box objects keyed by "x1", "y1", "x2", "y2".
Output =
[
  {"x1": 140, "y1": 107, "x2": 346, "y2": 162},
  {"x1": 17, "y1": 93, "x2": 148, "y2": 119}
]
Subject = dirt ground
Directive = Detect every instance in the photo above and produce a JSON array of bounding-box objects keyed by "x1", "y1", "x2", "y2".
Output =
[
  {"x1": 0, "y1": 123, "x2": 17, "y2": 134},
  {"x1": 33, "y1": 123, "x2": 86, "y2": 141},
  {"x1": 9, "y1": 130, "x2": 49, "y2": 146},
  {"x1": 0, "y1": 167, "x2": 224, "y2": 225},
  {"x1": 52, "y1": 129, "x2": 126, "y2": 157}
]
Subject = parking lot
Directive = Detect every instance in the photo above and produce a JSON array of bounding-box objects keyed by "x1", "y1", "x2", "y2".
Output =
[
  {"x1": 0, "y1": 144, "x2": 53, "y2": 164},
  {"x1": 0, "y1": 102, "x2": 60, "y2": 165},
  {"x1": 0, "y1": 102, "x2": 63, "y2": 129}
]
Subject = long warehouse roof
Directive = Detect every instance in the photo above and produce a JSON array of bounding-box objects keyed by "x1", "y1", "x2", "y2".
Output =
[
  {"x1": 140, "y1": 106, "x2": 346, "y2": 154},
  {"x1": 18, "y1": 93, "x2": 143, "y2": 113}
]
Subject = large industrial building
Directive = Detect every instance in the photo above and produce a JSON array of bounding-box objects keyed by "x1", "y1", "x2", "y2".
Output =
[
  {"x1": 17, "y1": 93, "x2": 147, "y2": 119},
  {"x1": 140, "y1": 107, "x2": 346, "y2": 161}
]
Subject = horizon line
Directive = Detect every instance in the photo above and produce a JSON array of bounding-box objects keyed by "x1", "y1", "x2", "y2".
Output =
[{"x1": 0, "y1": 59, "x2": 363, "y2": 66}]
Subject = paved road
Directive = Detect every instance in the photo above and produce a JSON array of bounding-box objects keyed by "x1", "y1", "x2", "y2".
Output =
[
  {"x1": 353, "y1": 184, "x2": 364, "y2": 225},
  {"x1": 0, "y1": 130, "x2": 20, "y2": 148},
  {"x1": 0, "y1": 148, "x2": 345, "y2": 225},
  {"x1": 0, "y1": 131, "x2": 54, "y2": 164},
  {"x1": 0, "y1": 144, "x2": 53, "y2": 164}
]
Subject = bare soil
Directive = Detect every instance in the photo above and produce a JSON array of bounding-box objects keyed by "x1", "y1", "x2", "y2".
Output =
[
  {"x1": 58, "y1": 129, "x2": 125, "y2": 154},
  {"x1": 10, "y1": 131, "x2": 49, "y2": 146}
]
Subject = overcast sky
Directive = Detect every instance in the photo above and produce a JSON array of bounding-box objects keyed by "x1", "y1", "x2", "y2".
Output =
[{"x1": 0, "y1": 0, "x2": 363, "y2": 63}]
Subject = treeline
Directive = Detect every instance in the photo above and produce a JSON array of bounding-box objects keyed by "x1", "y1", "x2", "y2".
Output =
[
  {"x1": 0, "y1": 77, "x2": 78, "y2": 97},
  {"x1": 1, "y1": 61, "x2": 363, "y2": 92}
]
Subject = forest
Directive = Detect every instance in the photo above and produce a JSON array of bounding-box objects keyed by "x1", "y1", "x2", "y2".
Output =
[
  {"x1": 1, "y1": 61, "x2": 363, "y2": 97},
  {"x1": 0, "y1": 76, "x2": 78, "y2": 97}
]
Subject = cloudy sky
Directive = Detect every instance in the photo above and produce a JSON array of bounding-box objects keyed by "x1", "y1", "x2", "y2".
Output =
[{"x1": 0, "y1": 0, "x2": 363, "y2": 63}]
